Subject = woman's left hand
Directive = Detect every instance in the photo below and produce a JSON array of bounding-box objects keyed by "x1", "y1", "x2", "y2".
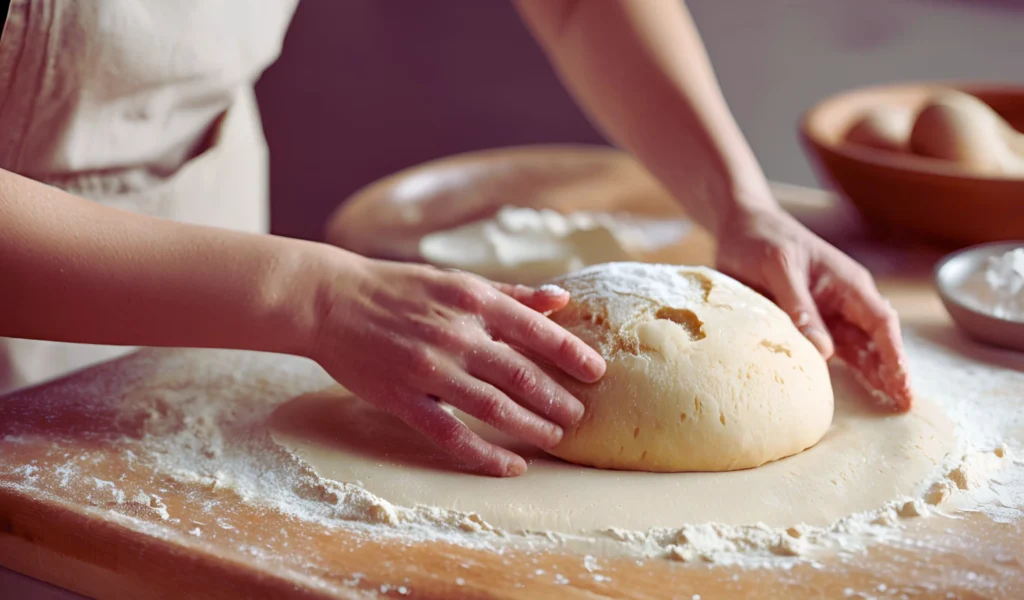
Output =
[{"x1": 715, "y1": 206, "x2": 913, "y2": 411}]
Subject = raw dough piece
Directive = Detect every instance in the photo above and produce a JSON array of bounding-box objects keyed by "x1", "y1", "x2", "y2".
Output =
[
  {"x1": 542, "y1": 263, "x2": 833, "y2": 472},
  {"x1": 269, "y1": 364, "x2": 953, "y2": 533}
]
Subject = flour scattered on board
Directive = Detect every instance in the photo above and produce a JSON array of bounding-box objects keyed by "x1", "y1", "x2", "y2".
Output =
[{"x1": 0, "y1": 325, "x2": 1022, "y2": 592}]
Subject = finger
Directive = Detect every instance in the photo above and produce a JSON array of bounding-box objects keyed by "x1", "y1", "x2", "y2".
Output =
[
  {"x1": 466, "y1": 342, "x2": 586, "y2": 429},
  {"x1": 491, "y1": 281, "x2": 570, "y2": 313},
  {"x1": 840, "y1": 284, "x2": 906, "y2": 370},
  {"x1": 831, "y1": 282, "x2": 913, "y2": 411},
  {"x1": 828, "y1": 317, "x2": 912, "y2": 412},
  {"x1": 484, "y1": 295, "x2": 605, "y2": 383},
  {"x1": 393, "y1": 394, "x2": 528, "y2": 477},
  {"x1": 764, "y1": 255, "x2": 835, "y2": 359},
  {"x1": 435, "y1": 372, "x2": 563, "y2": 449},
  {"x1": 828, "y1": 319, "x2": 880, "y2": 387},
  {"x1": 836, "y1": 275, "x2": 911, "y2": 405}
]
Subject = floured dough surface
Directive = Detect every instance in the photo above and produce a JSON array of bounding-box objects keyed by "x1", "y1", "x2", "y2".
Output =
[
  {"x1": 270, "y1": 365, "x2": 954, "y2": 534},
  {"x1": 543, "y1": 263, "x2": 833, "y2": 472}
]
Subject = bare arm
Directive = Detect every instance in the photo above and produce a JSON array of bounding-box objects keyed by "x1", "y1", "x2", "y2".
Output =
[
  {"x1": 0, "y1": 168, "x2": 605, "y2": 475},
  {"x1": 514, "y1": 0, "x2": 775, "y2": 233},
  {"x1": 516, "y1": 0, "x2": 913, "y2": 409},
  {"x1": 0, "y1": 168, "x2": 327, "y2": 355}
]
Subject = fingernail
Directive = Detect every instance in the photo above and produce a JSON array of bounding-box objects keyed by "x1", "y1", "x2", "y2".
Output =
[
  {"x1": 547, "y1": 425, "x2": 564, "y2": 448},
  {"x1": 569, "y1": 400, "x2": 586, "y2": 424},
  {"x1": 505, "y1": 457, "x2": 527, "y2": 477}
]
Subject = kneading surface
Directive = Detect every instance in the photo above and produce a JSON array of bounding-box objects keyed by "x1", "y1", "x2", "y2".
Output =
[
  {"x1": 543, "y1": 263, "x2": 834, "y2": 472},
  {"x1": 270, "y1": 365, "x2": 953, "y2": 533}
]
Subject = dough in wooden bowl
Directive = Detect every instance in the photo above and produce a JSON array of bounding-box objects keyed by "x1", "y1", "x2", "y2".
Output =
[{"x1": 543, "y1": 262, "x2": 834, "y2": 472}]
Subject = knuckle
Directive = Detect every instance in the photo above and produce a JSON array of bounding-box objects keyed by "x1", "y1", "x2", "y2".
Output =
[
  {"x1": 434, "y1": 420, "x2": 472, "y2": 454},
  {"x1": 876, "y1": 304, "x2": 900, "y2": 329},
  {"x1": 445, "y1": 276, "x2": 486, "y2": 312},
  {"x1": 403, "y1": 345, "x2": 439, "y2": 379},
  {"x1": 853, "y1": 266, "x2": 875, "y2": 287},
  {"x1": 521, "y1": 316, "x2": 547, "y2": 340},
  {"x1": 471, "y1": 393, "x2": 507, "y2": 426},
  {"x1": 765, "y1": 244, "x2": 794, "y2": 269},
  {"x1": 509, "y1": 364, "x2": 540, "y2": 396},
  {"x1": 556, "y1": 334, "x2": 582, "y2": 363},
  {"x1": 422, "y1": 321, "x2": 462, "y2": 348}
]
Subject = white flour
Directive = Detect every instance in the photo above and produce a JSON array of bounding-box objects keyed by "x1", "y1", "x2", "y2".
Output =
[
  {"x1": 418, "y1": 206, "x2": 693, "y2": 286},
  {"x1": 953, "y1": 247, "x2": 1024, "y2": 322},
  {"x1": 0, "y1": 325, "x2": 1022, "y2": 591},
  {"x1": 538, "y1": 283, "x2": 568, "y2": 296},
  {"x1": 543, "y1": 263, "x2": 770, "y2": 355}
]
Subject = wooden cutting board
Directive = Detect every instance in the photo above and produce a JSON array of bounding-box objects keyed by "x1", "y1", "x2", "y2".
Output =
[{"x1": 2, "y1": 147, "x2": 1022, "y2": 599}]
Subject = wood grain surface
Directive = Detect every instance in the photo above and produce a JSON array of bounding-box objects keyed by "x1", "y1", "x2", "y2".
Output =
[{"x1": 2, "y1": 147, "x2": 1022, "y2": 599}]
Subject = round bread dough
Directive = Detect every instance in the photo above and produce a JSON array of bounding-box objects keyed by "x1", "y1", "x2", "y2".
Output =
[{"x1": 542, "y1": 262, "x2": 834, "y2": 472}]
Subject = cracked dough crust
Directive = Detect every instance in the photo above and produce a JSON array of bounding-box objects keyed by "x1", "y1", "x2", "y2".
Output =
[{"x1": 542, "y1": 263, "x2": 834, "y2": 472}]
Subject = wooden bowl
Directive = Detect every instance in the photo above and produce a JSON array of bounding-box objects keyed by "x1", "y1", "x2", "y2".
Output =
[{"x1": 800, "y1": 82, "x2": 1024, "y2": 248}]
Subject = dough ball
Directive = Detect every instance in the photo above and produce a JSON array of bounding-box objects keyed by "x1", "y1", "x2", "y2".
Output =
[{"x1": 543, "y1": 263, "x2": 834, "y2": 472}]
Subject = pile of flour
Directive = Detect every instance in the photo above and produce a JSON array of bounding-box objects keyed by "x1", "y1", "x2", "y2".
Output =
[
  {"x1": 953, "y1": 247, "x2": 1024, "y2": 321},
  {"x1": 418, "y1": 206, "x2": 692, "y2": 285}
]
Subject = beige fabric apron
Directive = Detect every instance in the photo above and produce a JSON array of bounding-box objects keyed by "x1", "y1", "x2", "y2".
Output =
[{"x1": 0, "y1": 0, "x2": 299, "y2": 394}]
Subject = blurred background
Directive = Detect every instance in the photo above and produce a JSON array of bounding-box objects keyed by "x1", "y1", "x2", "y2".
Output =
[{"x1": 255, "y1": 0, "x2": 1024, "y2": 242}]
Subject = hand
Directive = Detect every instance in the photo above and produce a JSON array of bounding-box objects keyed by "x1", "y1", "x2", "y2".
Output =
[
  {"x1": 310, "y1": 255, "x2": 606, "y2": 477},
  {"x1": 715, "y1": 208, "x2": 912, "y2": 411}
]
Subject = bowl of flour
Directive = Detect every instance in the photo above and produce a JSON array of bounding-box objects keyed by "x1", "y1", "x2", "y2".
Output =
[{"x1": 936, "y1": 241, "x2": 1024, "y2": 351}]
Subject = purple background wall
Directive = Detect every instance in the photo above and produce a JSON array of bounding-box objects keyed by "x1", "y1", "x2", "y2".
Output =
[{"x1": 255, "y1": 0, "x2": 605, "y2": 242}]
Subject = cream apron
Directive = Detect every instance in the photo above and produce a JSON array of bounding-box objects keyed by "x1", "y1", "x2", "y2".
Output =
[{"x1": 0, "y1": 0, "x2": 299, "y2": 394}]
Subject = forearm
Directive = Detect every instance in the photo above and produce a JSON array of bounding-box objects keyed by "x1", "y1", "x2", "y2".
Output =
[
  {"x1": 516, "y1": 0, "x2": 776, "y2": 232},
  {"x1": 0, "y1": 168, "x2": 339, "y2": 356}
]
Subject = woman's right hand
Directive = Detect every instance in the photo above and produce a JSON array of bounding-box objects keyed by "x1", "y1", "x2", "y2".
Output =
[{"x1": 309, "y1": 253, "x2": 606, "y2": 477}]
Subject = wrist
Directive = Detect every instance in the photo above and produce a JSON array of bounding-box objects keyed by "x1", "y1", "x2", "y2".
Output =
[
  {"x1": 715, "y1": 184, "x2": 782, "y2": 234},
  {"x1": 250, "y1": 238, "x2": 366, "y2": 359},
  {"x1": 655, "y1": 146, "x2": 780, "y2": 237}
]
